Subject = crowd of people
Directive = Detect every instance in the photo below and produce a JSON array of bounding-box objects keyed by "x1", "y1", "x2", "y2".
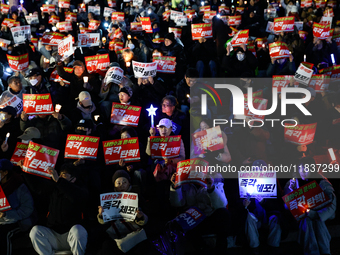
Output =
[{"x1": 0, "y1": 0, "x2": 339, "y2": 254}]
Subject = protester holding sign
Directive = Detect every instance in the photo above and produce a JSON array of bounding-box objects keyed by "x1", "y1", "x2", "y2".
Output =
[
  {"x1": 267, "y1": 52, "x2": 296, "y2": 76},
  {"x1": 0, "y1": 159, "x2": 36, "y2": 255},
  {"x1": 283, "y1": 157, "x2": 336, "y2": 255}
]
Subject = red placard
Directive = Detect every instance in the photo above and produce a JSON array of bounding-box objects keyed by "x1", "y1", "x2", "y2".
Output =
[
  {"x1": 48, "y1": 15, "x2": 60, "y2": 24},
  {"x1": 241, "y1": 96, "x2": 268, "y2": 120},
  {"x1": 272, "y1": 75, "x2": 294, "y2": 92},
  {"x1": 299, "y1": 30, "x2": 308, "y2": 40},
  {"x1": 255, "y1": 38, "x2": 267, "y2": 48},
  {"x1": 150, "y1": 135, "x2": 181, "y2": 159},
  {"x1": 108, "y1": 0, "x2": 116, "y2": 7},
  {"x1": 301, "y1": 0, "x2": 312, "y2": 8},
  {"x1": 315, "y1": 0, "x2": 326, "y2": 9},
  {"x1": 333, "y1": 33, "x2": 340, "y2": 47},
  {"x1": 88, "y1": 20, "x2": 101, "y2": 30},
  {"x1": 191, "y1": 23, "x2": 212, "y2": 40},
  {"x1": 323, "y1": 9, "x2": 334, "y2": 17},
  {"x1": 231, "y1": 29, "x2": 249, "y2": 46},
  {"x1": 247, "y1": 43, "x2": 256, "y2": 57},
  {"x1": 2, "y1": 18, "x2": 18, "y2": 28},
  {"x1": 130, "y1": 22, "x2": 143, "y2": 32},
  {"x1": 85, "y1": 54, "x2": 110, "y2": 73},
  {"x1": 59, "y1": 0, "x2": 70, "y2": 8},
  {"x1": 308, "y1": 74, "x2": 330, "y2": 92},
  {"x1": 169, "y1": 27, "x2": 182, "y2": 39},
  {"x1": 7, "y1": 53, "x2": 29, "y2": 72},
  {"x1": 327, "y1": 0, "x2": 336, "y2": 7},
  {"x1": 111, "y1": 12, "x2": 124, "y2": 21},
  {"x1": 284, "y1": 123, "x2": 317, "y2": 145},
  {"x1": 274, "y1": 16, "x2": 295, "y2": 32},
  {"x1": 41, "y1": 4, "x2": 55, "y2": 13},
  {"x1": 235, "y1": 7, "x2": 244, "y2": 14},
  {"x1": 282, "y1": 181, "x2": 330, "y2": 221},
  {"x1": 175, "y1": 158, "x2": 209, "y2": 187},
  {"x1": 11, "y1": 142, "x2": 28, "y2": 165},
  {"x1": 199, "y1": 6, "x2": 210, "y2": 15},
  {"x1": 229, "y1": 27, "x2": 238, "y2": 36},
  {"x1": 109, "y1": 28, "x2": 123, "y2": 40},
  {"x1": 313, "y1": 22, "x2": 332, "y2": 39},
  {"x1": 41, "y1": 32, "x2": 64, "y2": 45},
  {"x1": 228, "y1": 15, "x2": 242, "y2": 26},
  {"x1": 65, "y1": 135, "x2": 100, "y2": 160},
  {"x1": 218, "y1": 6, "x2": 230, "y2": 14},
  {"x1": 1, "y1": 4, "x2": 10, "y2": 14},
  {"x1": 269, "y1": 41, "x2": 290, "y2": 59},
  {"x1": 50, "y1": 67, "x2": 73, "y2": 84},
  {"x1": 153, "y1": 56, "x2": 176, "y2": 73},
  {"x1": 103, "y1": 138, "x2": 140, "y2": 165},
  {"x1": 140, "y1": 17, "x2": 152, "y2": 33},
  {"x1": 23, "y1": 93, "x2": 54, "y2": 115},
  {"x1": 79, "y1": 27, "x2": 91, "y2": 34},
  {"x1": 109, "y1": 41, "x2": 123, "y2": 53},
  {"x1": 0, "y1": 186, "x2": 11, "y2": 212},
  {"x1": 58, "y1": 22, "x2": 72, "y2": 32},
  {"x1": 320, "y1": 65, "x2": 340, "y2": 80},
  {"x1": 163, "y1": 10, "x2": 171, "y2": 20},
  {"x1": 31, "y1": 38, "x2": 38, "y2": 49},
  {"x1": 65, "y1": 12, "x2": 77, "y2": 22},
  {"x1": 110, "y1": 103, "x2": 141, "y2": 126},
  {"x1": 152, "y1": 38, "x2": 165, "y2": 44},
  {"x1": 22, "y1": 142, "x2": 59, "y2": 179},
  {"x1": 192, "y1": 126, "x2": 224, "y2": 155},
  {"x1": 203, "y1": 11, "x2": 216, "y2": 21},
  {"x1": 184, "y1": 9, "x2": 196, "y2": 19}
]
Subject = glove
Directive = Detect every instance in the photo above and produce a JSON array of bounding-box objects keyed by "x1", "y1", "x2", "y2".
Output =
[{"x1": 307, "y1": 209, "x2": 319, "y2": 220}]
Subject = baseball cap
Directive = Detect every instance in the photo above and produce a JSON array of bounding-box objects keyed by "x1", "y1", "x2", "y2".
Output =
[
  {"x1": 157, "y1": 118, "x2": 172, "y2": 128},
  {"x1": 26, "y1": 68, "x2": 42, "y2": 78},
  {"x1": 78, "y1": 91, "x2": 92, "y2": 107},
  {"x1": 18, "y1": 127, "x2": 41, "y2": 140},
  {"x1": 119, "y1": 86, "x2": 133, "y2": 97}
]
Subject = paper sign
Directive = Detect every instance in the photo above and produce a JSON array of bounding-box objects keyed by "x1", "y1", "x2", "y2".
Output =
[
  {"x1": 25, "y1": 14, "x2": 39, "y2": 25},
  {"x1": 184, "y1": 9, "x2": 196, "y2": 19},
  {"x1": 170, "y1": 10, "x2": 183, "y2": 20},
  {"x1": 284, "y1": 123, "x2": 317, "y2": 145},
  {"x1": 42, "y1": 4, "x2": 55, "y2": 13},
  {"x1": 132, "y1": 61, "x2": 157, "y2": 78},
  {"x1": 218, "y1": 6, "x2": 230, "y2": 14},
  {"x1": 247, "y1": 43, "x2": 256, "y2": 57},
  {"x1": 50, "y1": 67, "x2": 73, "y2": 84},
  {"x1": 133, "y1": 0, "x2": 143, "y2": 7},
  {"x1": 274, "y1": 16, "x2": 295, "y2": 32},
  {"x1": 10, "y1": 142, "x2": 28, "y2": 165},
  {"x1": 78, "y1": 33, "x2": 100, "y2": 47},
  {"x1": 175, "y1": 158, "x2": 209, "y2": 187},
  {"x1": 175, "y1": 207, "x2": 206, "y2": 232},
  {"x1": 266, "y1": 21, "x2": 277, "y2": 34},
  {"x1": 192, "y1": 126, "x2": 224, "y2": 155},
  {"x1": 239, "y1": 171, "x2": 277, "y2": 199},
  {"x1": 104, "y1": 66, "x2": 124, "y2": 85},
  {"x1": 2, "y1": 18, "x2": 19, "y2": 28},
  {"x1": 48, "y1": 15, "x2": 60, "y2": 24},
  {"x1": 22, "y1": 141, "x2": 59, "y2": 179},
  {"x1": 103, "y1": 138, "x2": 140, "y2": 165},
  {"x1": 315, "y1": 0, "x2": 326, "y2": 8},
  {"x1": 269, "y1": 41, "x2": 290, "y2": 59},
  {"x1": 301, "y1": 0, "x2": 312, "y2": 8},
  {"x1": 169, "y1": 27, "x2": 182, "y2": 39},
  {"x1": 7, "y1": 53, "x2": 29, "y2": 72},
  {"x1": 323, "y1": 9, "x2": 334, "y2": 17},
  {"x1": 152, "y1": 38, "x2": 164, "y2": 44},
  {"x1": 58, "y1": 35, "x2": 74, "y2": 59},
  {"x1": 59, "y1": 0, "x2": 70, "y2": 8},
  {"x1": 88, "y1": 20, "x2": 101, "y2": 30},
  {"x1": 140, "y1": 17, "x2": 152, "y2": 33},
  {"x1": 104, "y1": 7, "x2": 115, "y2": 17},
  {"x1": 294, "y1": 21, "x2": 303, "y2": 31},
  {"x1": 299, "y1": 30, "x2": 308, "y2": 40},
  {"x1": 163, "y1": 10, "x2": 171, "y2": 20},
  {"x1": 313, "y1": 22, "x2": 332, "y2": 39},
  {"x1": 11, "y1": 25, "x2": 31, "y2": 44},
  {"x1": 153, "y1": 56, "x2": 176, "y2": 73},
  {"x1": 203, "y1": 11, "x2": 216, "y2": 21},
  {"x1": 88, "y1": 6, "x2": 101, "y2": 16},
  {"x1": 294, "y1": 63, "x2": 313, "y2": 85},
  {"x1": 100, "y1": 192, "x2": 138, "y2": 222},
  {"x1": 0, "y1": 38, "x2": 10, "y2": 50},
  {"x1": 320, "y1": 65, "x2": 340, "y2": 80},
  {"x1": 150, "y1": 135, "x2": 181, "y2": 159},
  {"x1": 57, "y1": 22, "x2": 73, "y2": 32},
  {"x1": 175, "y1": 15, "x2": 187, "y2": 26},
  {"x1": 255, "y1": 37, "x2": 267, "y2": 48},
  {"x1": 65, "y1": 135, "x2": 99, "y2": 159},
  {"x1": 23, "y1": 94, "x2": 54, "y2": 115},
  {"x1": 110, "y1": 102, "x2": 141, "y2": 126},
  {"x1": 283, "y1": 181, "x2": 330, "y2": 221},
  {"x1": 65, "y1": 12, "x2": 77, "y2": 22},
  {"x1": 191, "y1": 23, "x2": 213, "y2": 40},
  {"x1": 272, "y1": 75, "x2": 294, "y2": 92},
  {"x1": 0, "y1": 95, "x2": 23, "y2": 114},
  {"x1": 111, "y1": 12, "x2": 124, "y2": 21},
  {"x1": 130, "y1": 22, "x2": 143, "y2": 31},
  {"x1": 85, "y1": 54, "x2": 110, "y2": 73},
  {"x1": 199, "y1": 6, "x2": 210, "y2": 15},
  {"x1": 228, "y1": 15, "x2": 242, "y2": 26},
  {"x1": 79, "y1": 27, "x2": 91, "y2": 34},
  {"x1": 108, "y1": 0, "x2": 116, "y2": 7},
  {"x1": 41, "y1": 32, "x2": 64, "y2": 45},
  {"x1": 308, "y1": 74, "x2": 330, "y2": 92},
  {"x1": 320, "y1": 16, "x2": 332, "y2": 27},
  {"x1": 1, "y1": 4, "x2": 9, "y2": 14},
  {"x1": 231, "y1": 29, "x2": 249, "y2": 46},
  {"x1": 236, "y1": 7, "x2": 244, "y2": 14},
  {"x1": 0, "y1": 186, "x2": 11, "y2": 211}
]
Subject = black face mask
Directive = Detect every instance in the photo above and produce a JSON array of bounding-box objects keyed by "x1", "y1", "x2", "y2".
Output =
[{"x1": 75, "y1": 129, "x2": 87, "y2": 135}]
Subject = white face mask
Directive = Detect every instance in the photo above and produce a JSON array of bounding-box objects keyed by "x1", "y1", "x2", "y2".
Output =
[
  {"x1": 128, "y1": 43, "x2": 135, "y2": 50},
  {"x1": 237, "y1": 52, "x2": 245, "y2": 61},
  {"x1": 30, "y1": 79, "x2": 39, "y2": 86}
]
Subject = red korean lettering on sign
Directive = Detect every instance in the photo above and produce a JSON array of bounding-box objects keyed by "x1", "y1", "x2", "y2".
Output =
[
  {"x1": 315, "y1": 0, "x2": 325, "y2": 9},
  {"x1": 284, "y1": 123, "x2": 317, "y2": 145},
  {"x1": 49, "y1": 15, "x2": 60, "y2": 24},
  {"x1": 103, "y1": 138, "x2": 140, "y2": 165},
  {"x1": 150, "y1": 135, "x2": 182, "y2": 159},
  {"x1": 110, "y1": 103, "x2": 141, "y2": 126},
  {"x1": 191, "y1": 23, "x2": 213, "y2": 40},
  {"x1": 313, "y1": 22, "x2": 332, "y2": 39},
  {"x1": 88, "y1": 20, "x2": 101, "y2": 30},
  {"x1": 274, "y1": 16, "x2": 295, "y2": 33},
  {"x1": 192, "y1": 126, "x2": 224, "y2": 155},
  {"x1": 169, "y1": 27, "x2": 182, "y2": 39},
  {"x1": 130, "y1": 22, "x2": 143, "y2": 32},
  {"x1": 269, "y1": 41, "x2": 290, "y2": 59},
  {"x1": 22, "y1": 141, "x2": 60, "y2": 179},
  {"x1": 41, "y1": 32, "x2": 64, "y2": 46},
  {"x1": 23, "y1": 93, "x2": 54, "y2": 115},
  {"x1": 0, "y1": 186, "x2": 11, "y2": 212},
  {"x1": 282, "y1": 181, "x2": 330, "y2": 221},
  {"x1": 50, "y1": 67, "x2": 73, "y2": 84},
  {"x1": 242, "y1": 96, "x2": 268, "y2": 120},
  {"x1": 308, "y1": 74, "x2": 330, "y2": 93},
  {"x1": 272, "y1": 75, "x2": 294, "y2": 92},
  {"x1": 59, "y1": 0, "x2": 70, "y2": 8},
  {"x1": 111, "y1": 12, "x2": 124, "y2": 21},
  {"x1": 65, "y1": 135, "x2": 100, "y2": 160},
  {"x1": 228, "y1": 15, "x2": 242, "y2": 26},
  {"x1": 65, "y1": 12, "x2": 77, "y2": 22},
  {"x1": 58, "y1": 22, "x2": 73, "y2": 32},
  {"x1": 320, "y1": 65, "x2": 340, "y2": 80},
  {"x1": 7, "y1": 53, "x2": 29, "y2": 72},
  {"x1": 231, "y1": 29, "x2": 249, "y2": 46},
  {"x1": 175, "y1": 158, "x2": 209, "y2": 187},
  {"x1": 153, "y1": 56, "x2": 176, "y2": 73},
  {"x1": 11, "y1": 142, "x2": 29, "y2": 165},
  {"x1": 85, "y1": 54, "x2": 110, "y2": 73},
  {"x1": 1, "y1": 4, "x2": 10, "y2": 14}
]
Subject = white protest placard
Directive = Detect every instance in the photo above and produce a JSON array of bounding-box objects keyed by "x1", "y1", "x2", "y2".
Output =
[
  {"x1": 133, "y1": 0, "x2": 143, "y2": 7},
  {"x1": 320, "y1": 16, "x2": 332, "y2": 27},
  {"x1": 170, "y1": 10, "x2": 183, "y2": 21},
  {"x1": 11, "y1": 26, "x2": 31, "y2": 44},
  {"x1": 84, "y1": 0, "x2": 91, "y2": 3},
  {"x1": 238, "y1": 171, "x2": 277, "y2": 199},
  {"x1": 100, "y1": 192, "x2": 139, "y2": 222},
  {"x1": 295, "y1": 63, "x2": 313, "y2": 85},
  {"x1": 0, "y1": 95, "x2": 23, "y2": 114},
  {"x1": 132, "y1": 61, "x2": 157, "y2": 78},
  {"x1": 104, "y1": 66, "x2": 124, "y2": 84},
  {"x1": 88, "y1": 6, "x2": 101, "y2": 16},
  {"x1": 25, "y1": 14, "x2": 39, "y2": 25},
  {"x1": 104, "y1": 7, "x2": 115, "y2": 17},
  {"x1": 175, "y1": 15, "x2": 187, "y2": 26},
  {"x1": 58, "y1": 36, "x2": 74, "y2": 60},
  {"x1": 294, "y1": 21, "x2": 303, "y2": 31},
  {"x1": 0, "y1": 38, "x2": 11, "y2": 51},
  {"x1": 78, "y1": 33, "x2": 100, "y2": 47}
]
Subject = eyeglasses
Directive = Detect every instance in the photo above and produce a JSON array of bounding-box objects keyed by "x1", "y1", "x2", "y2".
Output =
[{"x1": 162, "y1": 104, "x2": 173, "y2": 108}]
